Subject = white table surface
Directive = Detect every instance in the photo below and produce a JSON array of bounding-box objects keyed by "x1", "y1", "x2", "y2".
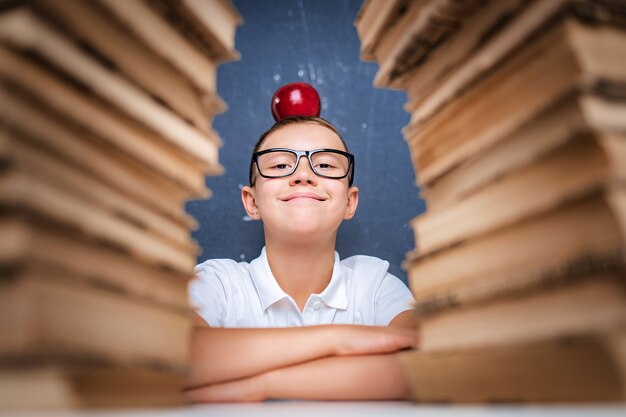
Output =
[{"x1": 5, "y1": 401, "x2": 626, "y2": 417}]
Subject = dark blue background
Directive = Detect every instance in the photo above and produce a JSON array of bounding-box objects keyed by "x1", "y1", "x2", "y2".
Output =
[{"x1": 186, "y1": 0, "x2": 425, "y2": 284}]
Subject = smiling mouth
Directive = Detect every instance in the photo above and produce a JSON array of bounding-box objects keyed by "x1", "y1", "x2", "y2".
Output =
[
  {"x1": 281, "y1": 193, "x2": 327, "y2": 202},
  {"x1": 287, "y1": 197, "x2": 323, "y2": 202}
]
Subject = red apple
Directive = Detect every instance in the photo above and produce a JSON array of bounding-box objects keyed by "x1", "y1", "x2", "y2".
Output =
[{"x1": 271, "y1": 82, "x2": 321, "y2": 121}]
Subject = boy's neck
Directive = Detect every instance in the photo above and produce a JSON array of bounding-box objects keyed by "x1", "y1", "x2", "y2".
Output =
[{"x1": 264, "y1": 238, "x2": 336, "y2": 312}]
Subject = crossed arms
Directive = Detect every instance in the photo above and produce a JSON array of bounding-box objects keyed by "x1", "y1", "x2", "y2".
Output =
[{"x1": 184, "y1": 311, "x2": 419, "y2": 402}]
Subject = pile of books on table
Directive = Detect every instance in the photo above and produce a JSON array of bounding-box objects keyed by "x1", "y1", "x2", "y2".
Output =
[
  {"x1": 0, "y1": 0, "x2": 241, "y2": 409},
  {"x1": 356, "y1": 0, "x2": 626, "y2": 402}
]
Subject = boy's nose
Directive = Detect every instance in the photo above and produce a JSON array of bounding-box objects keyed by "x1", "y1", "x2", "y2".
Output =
[{"x1": 290, "y1": 155, "x2": 317, "y2": 185}]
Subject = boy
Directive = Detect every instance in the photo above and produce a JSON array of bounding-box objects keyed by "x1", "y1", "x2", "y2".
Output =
[{"x1": 186, "y1": 116, "x2": 419, "y2": 402}]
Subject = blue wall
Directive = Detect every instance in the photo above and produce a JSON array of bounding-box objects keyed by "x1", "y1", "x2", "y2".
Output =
[{"x1": 186, "y1": 0, "x2": 426, "y2": 284}]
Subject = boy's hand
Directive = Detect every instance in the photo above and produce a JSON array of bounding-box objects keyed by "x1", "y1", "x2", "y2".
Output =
[{"x1": 330, "y1": 325, "x2": 419, "y2": 356}]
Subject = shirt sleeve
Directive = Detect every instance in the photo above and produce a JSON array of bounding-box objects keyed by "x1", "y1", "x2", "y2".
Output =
[
  {"x1": 374, "y1": 273, "x2": 415, "y2": 326},
  {"x1": 188, "y1": 261, "x2": 229, "y2": 327}
]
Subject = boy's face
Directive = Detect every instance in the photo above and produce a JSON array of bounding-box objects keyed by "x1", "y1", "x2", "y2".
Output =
[{"x1": 241, "y1": 123, "x2": 358, "y2": 244}]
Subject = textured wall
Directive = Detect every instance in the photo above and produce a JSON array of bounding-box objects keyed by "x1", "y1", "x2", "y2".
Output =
[{"x1": 186, "y1": 0, "x2": 425, "y2": 283}]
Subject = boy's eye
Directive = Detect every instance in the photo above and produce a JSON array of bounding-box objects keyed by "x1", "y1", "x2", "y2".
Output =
[
  {"x1": 266, "y1": 159, "x2": 294, "y2": 171},
  {"x1": 311, "y1": 152, "x2": 348, "y2": 173},
  {"x1": 259, "y1": 152, "x2": 296, "y2": 172},
  {"x1": 316, "y1": 163, "x2": 335, "y2": 169}
]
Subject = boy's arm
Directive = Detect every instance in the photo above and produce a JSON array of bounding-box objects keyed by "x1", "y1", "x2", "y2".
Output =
[
  {"x1": 186, "y1": 317, "x2": 418, "y2": 388},
  {"x1": 185, "y1": 352, "x2": 411, "y2": 402},
  {"x1": 388, "y1": 310, "x2": 420, "y2": 329}
]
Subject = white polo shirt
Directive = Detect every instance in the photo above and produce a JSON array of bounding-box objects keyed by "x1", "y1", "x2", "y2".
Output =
[{"x1": 189, "y1": 247, "x2": 415, "y2": 327}]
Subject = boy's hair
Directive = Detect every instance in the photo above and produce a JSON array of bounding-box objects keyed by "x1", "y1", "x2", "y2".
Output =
[{"x1": 249, "y1": 116, "x2": 353, "y2": 186}]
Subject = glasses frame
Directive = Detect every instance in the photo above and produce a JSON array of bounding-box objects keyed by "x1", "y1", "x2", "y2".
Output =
[{"x1": 250, "y1": 148, "x2": 355, "y2": 186}]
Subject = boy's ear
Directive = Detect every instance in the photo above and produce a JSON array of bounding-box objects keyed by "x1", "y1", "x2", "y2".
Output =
[
  {"x1": 241, "y1": 185, "x2": 261, "y2": 220},
  {"x1": 344, "y1": 186, "x2": 359, "y2": 220}
]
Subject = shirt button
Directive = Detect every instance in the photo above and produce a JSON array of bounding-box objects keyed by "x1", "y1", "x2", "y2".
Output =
[{"x1": 313, "y1": 301, "x2": 322, "y2": 311}]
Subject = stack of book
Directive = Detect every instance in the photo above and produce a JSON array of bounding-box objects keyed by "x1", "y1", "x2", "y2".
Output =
[
  {"x1": 0, "y1": 0, "x2": 241, "y2": 409},
  {"x1": 356, "y1": 0, "x2": 626, "y2": 402}
]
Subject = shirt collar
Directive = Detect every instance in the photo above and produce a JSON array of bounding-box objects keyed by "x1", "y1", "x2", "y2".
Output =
[
  {"x1": 249, "y1": 247, "x2": 287, "y2": 311},
  {"x1": 249, "y1": 247, "x2": 349, "y2": 312},
  {"x1": 318, "y1": 251, "x2": 349, "y2": 310}
]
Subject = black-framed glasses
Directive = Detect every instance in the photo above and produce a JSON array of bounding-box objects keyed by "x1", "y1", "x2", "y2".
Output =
[{"x1": 250, "y1": 148, "x2": 355, "y2": 186}]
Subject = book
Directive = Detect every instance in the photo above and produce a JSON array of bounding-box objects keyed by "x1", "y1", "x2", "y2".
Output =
[
  {"x1": 357, "y1": 0, "x2": 626, "y2": 404},
  {"x1": 0, "y1": 264, "x2": 192, "y2": 369},
  {"x1": 354, "y1": 0, "x2": 409, "y2": 62},
  {"x1": 404, "y1": 17, "x2": 626, "y2": 188},
  {"x1": 367, "y1": 0, "x2": 427, "y2": 76},
  {"x1": 418, "y1": 272, "x2": 626, "y2": 351},
  {"x1": 399, "y1": 335, "x2": 625, "y2": 402},
  {"x1": 403, "y1": 0, "x2": 571, "y2": 114},
  {"x1": 372, "y1": 0, "x2": 495, "y2": 89},
  {"x1": 36, "y1": 0, "x2": 225, "y2": 130},
  {"x1": 0, "y1": 0, "x2": 241, "y2": 409},
  {"x1": 175, "y1": 0, "x2": 243, "y2": 62},
  {"x1": 0, "y1": 48, "x2": 210, "y2": 197},
  {"x1": 421, "y1": 93, "x2": 626, "y2": 212},
  {"x1": 0, "y1": 365, "x2": 185, "y2": 409},
  {"x1": 1, "y1": 128, "x2": 196, "y2": 251},
  {"x1": 0, "y1": 88, "x2": 196, "y2": 225},
  {"x1": 0, "y1": 8, "x2": 223, "y2": 171},
  {"x1": 0, "y1": 215, "x2": 190, "y2": 311},
  {"x1": 406, "y1": 188, "x2": 626, "y2": 310},
  {"x1": 0, "y1": 167, "x2": 197, "y2": 274},
  {"x1": 398, "y1": 0, "x2": 534, "y2": 94},
  {"x1": 412, "y1": 130, "x2": 626, "y2": 256},
  {"x1": 96, "y1": 0, "x2": 221, "y2": 98}
]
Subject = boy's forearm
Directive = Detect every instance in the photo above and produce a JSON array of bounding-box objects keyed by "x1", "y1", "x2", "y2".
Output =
[
  {"x1": 187, "y1": 324, "x2": 418, "y2": 389},
  {"x1": 187, "y1": 326, "x2": 335, "y2": 388},
  {"x1": 263, "y1": 352, "x2": 410, "y2": 401}
]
